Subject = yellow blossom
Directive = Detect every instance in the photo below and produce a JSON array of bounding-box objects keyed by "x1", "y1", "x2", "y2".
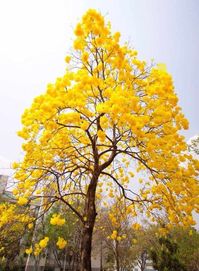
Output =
[
  {"x1": 28, "y1": 223, "x2": 33, "y2": 229},
  {"x1": 39, "y1": 237, "x2": 49, "y2": 248},
  {"x1": 132, "y1": 223, "x2": 141, "y2": 231},
  {"x1": 56, "y1": 237, "x2": 67, "y2": 249},
  {"x1": 17, "y1": 197, "x2": 28, "y2": 206},
  {"x1": 50, "y1": 214, "x2": 65, "y2": 226},
  {"x1": 65, "y1": 56, "x2": 71, "y2": 63},
  {"x1": 25, "y1": 247, "x2": 32, "y2": 254}
]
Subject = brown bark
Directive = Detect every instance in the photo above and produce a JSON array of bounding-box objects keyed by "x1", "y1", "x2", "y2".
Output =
[
  {"x1": 115, "y1": 240, "x2": 120, "y2": 271},
  {"x1": 80, "y1": 173, "x2": 98, "y2": 271},
  {"x1": 80, "y1": 224, "x2": 94, "y2": 271}
]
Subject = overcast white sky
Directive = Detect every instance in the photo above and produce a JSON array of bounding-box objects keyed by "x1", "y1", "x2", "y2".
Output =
[{"x1": 0, "y1": 0, "x2": 198, "y2": 165}]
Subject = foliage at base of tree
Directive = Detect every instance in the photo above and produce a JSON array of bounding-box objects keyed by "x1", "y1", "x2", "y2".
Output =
[
  {"x1": 150, "y1": 236, "x2": 186, "y2": 271},
  {"x1": 0, "y1": 202, "x2": 33, "y2": 270}
]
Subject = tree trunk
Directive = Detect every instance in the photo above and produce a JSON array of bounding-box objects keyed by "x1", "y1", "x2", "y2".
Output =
[
  {"x1": 140, "y1": 250, "x2": 147, "y2": 271},
  {"x1": 80, "y1": 224, "x2": 94, "y2": 271},
  {"x1": 80, "y1": 173, "x2": 98, "y2": 271},
  {"x1": 100, "y1": 239, "x2": 103, "y2": 271},
  {"x1": 115, "y1": 240, "x2": 120, "y2": 271}
]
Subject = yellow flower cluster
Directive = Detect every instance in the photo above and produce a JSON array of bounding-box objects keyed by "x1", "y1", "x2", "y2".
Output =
[
  {"x1": 39, "y1": 236, "x2": 49, "y2": 248},
  {"x1": 50, "y1": 214, "x2": 65, "y2": 226},
  {"x1": 0, "y1": 203, "x2": 33, "y2": 259},
  {"x1": 30, "y1": 237, "x2": 50, "y2": 256},
  {"x1": 108, "y1": 230, "x2": 126, "y2": 242},
  {"x1": 110, "y1": 230, "x2": 117, "y2": 240},
  {"x1": 25, "y1": 247, "x2": 32, "y2": 255},
  {"x1": 56, "y1": 237, "x2": 67, "y2": 249},
  {"x1": 132, "y1": 223, "x2": 141, "y2": 231},
  {"x1": 17, "y1": 197, "x2": 28, "y2": 206},
  {"x1": 0, "y1": 203, "x2": 32, "y2": 229}
]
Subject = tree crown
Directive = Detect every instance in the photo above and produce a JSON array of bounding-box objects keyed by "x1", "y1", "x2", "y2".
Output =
[{"x1": 13, "y1": 9, "x2": 199, "y2": 244}]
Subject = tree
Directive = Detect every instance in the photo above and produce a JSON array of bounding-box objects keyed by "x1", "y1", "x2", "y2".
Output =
[
  {"x1": 147, "y1": 226, "x2": 199, "y2": 271},
  {"x1": 0, "y1": 202, "x2": 33, "y2": 270},
  {"x1": 131, "y1": 227, "x2": 156, "y2": 271},
  {"x1": 170, "y1": 227, "x2": 199, "y2": 271},
  {"x1": 46, "y1": 204, "x2": 81, "y2": 271},
  {"x1": 188, "y1": 135, "x2": 199, "y2": 156},
  {"x1": 13, "y1": 9, "x2": 199, "y2": 271},
  {"x1": 94, "y1": 198, "x2": 137, "y2": 271},
  {"x1": 150, "y1": 235, "x2": 186, "y2": 271}
]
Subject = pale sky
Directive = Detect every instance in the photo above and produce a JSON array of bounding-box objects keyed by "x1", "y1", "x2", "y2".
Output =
[{"x1": 0, "y1": 0, "x2": 198, "y2": 164}]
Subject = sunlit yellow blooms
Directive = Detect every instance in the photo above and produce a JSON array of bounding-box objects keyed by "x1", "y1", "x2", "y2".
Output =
[
  {"x1": 25, "y1": 247, "x2": 32, "y2": 254},
  {"x1": 158, "y1": 228, "x2": 169, "y2": 237},
  {"x1": 28, "y1": 223, "x2": 33, "y2": 229},
  {"x1": 97, "y1": 130, "x2": 106, "y2": 142},
  {"x1": 34, "y1": 244, "x2": 42, "y2": 256},
  {"x1": 181, "y1": 118, "x2": 189, "y2": 130},
  {"x1": 129, "y1": 172, "x2": 134, "y2": 178},
  {"x1": 56, "y1": 237, "x2": 67, "y2": 249},
  {"x1": 17, "y1": 197, "x2": 28, "y2": 206},
  {"x1": 80, "y1": 120, "x2": 89, "y2": 130},
  {"x1": 109, "y1": 213, "x2": 117, "y2": 226},
  {"x1": 108, "y1": 191, "x2": 114, "y2": 198},
  {"x1": 17, "y1": 129, "x2": 29, "y2": 140},
  {"x1": 65, "y1": 56, "x2": 71, "y2": 63},
  {"x1": 110, "y1": 230, "x2": 118, "y2": 240},
  {"x1": 12, "y1": 188, "x2": 18, "y2": 196},
  {"x1": 50, "y1": 214, "x2": 65, "y2": 226},
  {"x1": 132, "y1": 223, "x2": 141, "y2": 231},
  {"x1": 74, "y1": 23, "x2": 84, "y2": 36},
  {"x1": 0, "y1": 203, "x2": 32, "y2": 259},
  {"x1": 116, "y1": 236, "x2": 122, "y2": 241},
  {"x1": 113, "y1": 32, "x2": 121, "y2": 42},
  {"x1": 12, "y1": 162, "x2": 19, "y2": 169},
  {"x1": 39, "y1": 237, "x2": 49, "y2": 248},
  {"x1": 82, "y1": 52, "x2": 89, "y2": 62},
  {"x1": 35, "y1": 189, "x2": 42, "y2": 195},
  {"x1": 73, "y1": 38, "x2": 84, "y2": 50},
  {"x1": 108, "y1": 233, "x2": 126, "y2": 242}
]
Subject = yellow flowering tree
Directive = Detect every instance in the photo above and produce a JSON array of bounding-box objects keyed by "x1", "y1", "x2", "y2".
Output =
[
  {"x1": 0, "y1": 203, "x2": 32, "y2": 268},
  {"x1": 94, "y1": 198, "x2": 137, "y2": 271},
  {"x1": 14, "y1": 9, "x2": 199, "y2": 271},
  {"x1": 45, "y1": 204, "x2": 82, "y2": 270}
]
